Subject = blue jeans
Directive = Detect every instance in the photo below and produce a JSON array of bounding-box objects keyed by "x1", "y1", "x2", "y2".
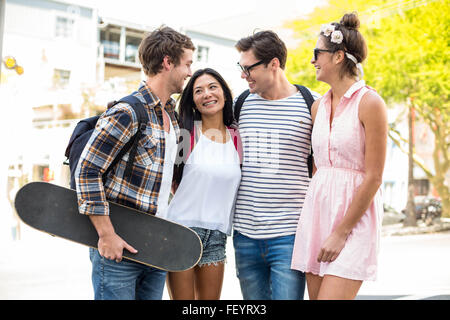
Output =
[
  {"x1": 233, "y1": 231, "x2": 305, "y2": 300},
  {"x1": 89, "y1": 248, "x2": 167, "y2": 300}
]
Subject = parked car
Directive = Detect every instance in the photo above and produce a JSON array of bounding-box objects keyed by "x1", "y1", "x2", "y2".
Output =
[
  {"x1": 401, "y1": 196, "x2": 442, "y2": 225},
  {"x1": 383, "y1": 203, "x2": 406, "y2": 225}
]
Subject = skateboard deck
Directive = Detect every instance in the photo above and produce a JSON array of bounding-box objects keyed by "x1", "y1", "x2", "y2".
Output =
[{"x1": 14, "y1": 182, "x2": 202, "y2": 272}]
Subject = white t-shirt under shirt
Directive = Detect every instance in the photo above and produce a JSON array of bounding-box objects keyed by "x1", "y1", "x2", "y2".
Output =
[
  {"x1": 233, "y1": 89, "x2": 320, "y2": 239},
  {"x1": 158, "y1": 128, "x2": 241, "y2": 236},
  {"x1": 156, "y1": 112, "x2": 177, "y2": 217}
]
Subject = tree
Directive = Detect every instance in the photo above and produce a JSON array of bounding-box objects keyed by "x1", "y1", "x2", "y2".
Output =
[
  {"x1": 285, "y1": 0, "x2": 450, "y2": 218},
  {"x1": 364, "y1": 0, "x2": 450, "y2": 218}
]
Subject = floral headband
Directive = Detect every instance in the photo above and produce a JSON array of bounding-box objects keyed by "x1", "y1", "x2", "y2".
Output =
[
  {"x1": 320, "y1": 23, "x2": 364, "y2": 80},
  {"x1": 320, "y1": 24, "x2": 343, "y2": 44}
]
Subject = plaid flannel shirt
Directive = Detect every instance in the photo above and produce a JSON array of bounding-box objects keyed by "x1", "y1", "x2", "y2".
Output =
[{"x1": 75, "y1": 82, "x2": 180, "y2": 215}]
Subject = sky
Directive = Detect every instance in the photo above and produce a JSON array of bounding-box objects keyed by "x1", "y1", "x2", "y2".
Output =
[{"x1": 72, "y1": 0, "x2": 324, "y2": 34}]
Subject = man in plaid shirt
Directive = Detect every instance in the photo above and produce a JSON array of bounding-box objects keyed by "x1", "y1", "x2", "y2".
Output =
[{"x1": 75, "y1": 26, "x2": 195, "y2": 300}]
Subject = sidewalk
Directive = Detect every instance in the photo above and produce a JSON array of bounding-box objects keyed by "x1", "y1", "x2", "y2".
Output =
[
  {"x1": 382, "y1": 218, "x2": 450, "y2": 237},
  {"x1": 1, "y1": 218, "x2": 449, "y2": 300}
]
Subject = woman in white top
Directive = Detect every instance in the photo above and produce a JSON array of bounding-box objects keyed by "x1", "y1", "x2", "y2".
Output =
[{"x1": 158, "y1": 68, "x2": 242, "y2": 300}]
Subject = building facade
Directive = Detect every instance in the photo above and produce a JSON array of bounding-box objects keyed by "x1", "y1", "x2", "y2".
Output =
[{"x1": 0, "y1": 0, "x2": 243, "y2": 240}]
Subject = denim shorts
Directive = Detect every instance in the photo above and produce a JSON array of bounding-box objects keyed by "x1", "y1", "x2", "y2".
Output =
[{"x1": 191, "y1": 227, "x2": 227, "y2": 267}]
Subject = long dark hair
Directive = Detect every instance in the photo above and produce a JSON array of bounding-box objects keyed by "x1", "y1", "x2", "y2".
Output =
[
  {"x1": 173, "y1": 68, "x2": 234, "y2": 185},
  {"x1": 178, "y1": 68, "x2": 234, "y2": 133}
]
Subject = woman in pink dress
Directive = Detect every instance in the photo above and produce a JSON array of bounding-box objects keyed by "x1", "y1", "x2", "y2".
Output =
[{"x1": 291, "y1": 12, "x2": 388, "y2": 299}]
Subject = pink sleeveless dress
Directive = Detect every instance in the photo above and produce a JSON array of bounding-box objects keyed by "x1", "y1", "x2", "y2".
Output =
[{"x1": 291, "y1": 81, "x2": 383, "y2": 281}]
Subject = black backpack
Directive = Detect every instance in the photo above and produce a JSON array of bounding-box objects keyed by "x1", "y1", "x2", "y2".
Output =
[
  {"x1": 64, "y1": 95, "x2": 148, "y2": 189},
  {"x1": 233, "y1": 85, "x2": 315, "y2": 178}
]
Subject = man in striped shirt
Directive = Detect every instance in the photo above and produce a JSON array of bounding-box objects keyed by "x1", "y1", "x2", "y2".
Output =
[
  {"x1": 76, "y1": 26, "x2": 194, "y2": 300},
  {"x1": 233, "y1": 30, "x2": 320, "y2": 300}
]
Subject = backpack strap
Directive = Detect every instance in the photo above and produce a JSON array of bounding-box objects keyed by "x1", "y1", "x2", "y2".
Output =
[
  {"x1": 294, "y1": 84, "x2": 315, "y2": 178},
  {"x1": 233, "y1": 86, "x2": 314, "y2": 121},
  {"x1": 233, "y1": 89, "x2": 250, "y2": 122},
  {"x1": 227, "y1": 126, "x2": 243, "y2": 165},
  {"x1": 185, "y1": 121, "x2": 202, "y2": 161},
  {"x1": 294, "y1": 84, "x2": 314, "y2": 114},
  {"x1": 234, "y1": 85, "x2": 316, "y2": 178},
  {"x1": 102, "y1": 94, "x2": 148, "y2": 184}
]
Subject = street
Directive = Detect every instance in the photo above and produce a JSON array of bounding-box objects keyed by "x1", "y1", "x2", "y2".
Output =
[
  {"x1": 357, "y1": 229, "x2": 450, "y2": 300},
  {"x1": 1, "y1": 223, "x2": 449, "y2": 300}
]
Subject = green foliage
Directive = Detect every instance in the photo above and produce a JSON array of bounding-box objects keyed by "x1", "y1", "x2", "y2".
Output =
[
  {"x1": 285, "y1": 0, "x2": 450, "y2": 216},
  {"x1": 285, "y1": 0, "x2": 394, "y2": 94},
  {"x1": 286, "y1": 0, "x2": 449, "y2": 104}
]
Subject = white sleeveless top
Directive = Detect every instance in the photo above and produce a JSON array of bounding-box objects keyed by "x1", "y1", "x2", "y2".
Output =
[{"x1": 159, "y1": 129, "x2": 241, "y2": 235}]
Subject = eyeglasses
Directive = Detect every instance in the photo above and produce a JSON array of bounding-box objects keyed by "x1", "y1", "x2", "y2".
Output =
[
  {"x1": 313, "y1": 48, "x2": 335, "y2": 61},
  {"x1": 237, "y1": 60, "x2": 265, "y2": 77}
]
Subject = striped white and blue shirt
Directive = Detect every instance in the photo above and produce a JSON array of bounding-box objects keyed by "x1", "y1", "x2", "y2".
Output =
[{"x1": 233, "y1": 89, "x2": 320, "y2": 239}]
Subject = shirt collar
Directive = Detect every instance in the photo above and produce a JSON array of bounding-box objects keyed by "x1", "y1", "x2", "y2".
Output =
[
  {"x1": 343, "y1": 80, "x2": 366, "y2": 99},
  {"x1": 323, "y1": 80, "x2": 366, "y2": 103},
  {"x1": 138, "y1": 81, "x2": 176, "y2": 113}
]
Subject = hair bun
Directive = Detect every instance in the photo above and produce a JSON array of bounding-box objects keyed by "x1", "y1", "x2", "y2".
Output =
[{"x1": 340, "y1": 12, "x2": 360, "y2": 30}]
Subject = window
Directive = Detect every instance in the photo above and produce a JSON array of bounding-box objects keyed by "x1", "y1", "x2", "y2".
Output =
[
  {"x1": 100, "y1": 28, "x2": 121, "y2": 60},
  {"x1": 414, "y1": 179, "x2": 429, "y2": 196},
  {"x1": 55, "y1": 16, "x2": 74, "y2": 38},
  {"x1": 53, "y1": 69, "x2": 71, "y2": 88},
  {"x1": 196, "y1": 46, "x2": 209, "y2": 63},
  {"x1": 33, "y1": 165, "x2": 53, "y2": 182},
  {"x1": 32, "y1": 105, "x2": 53, "y2": 123},
  {"x1": 125, "y1": 35, "x2": 141, "y2": 63},
  {"x1": 100, "y1": 25, "x2": 145, "y2": 64}
]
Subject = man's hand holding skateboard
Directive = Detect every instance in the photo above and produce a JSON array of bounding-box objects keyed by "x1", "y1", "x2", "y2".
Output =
[
  {"x1": 89, "y1": 215, "x2": 138, "y2": 263},
  {"x1": 15, "y1": 182, "x2": 202, "y2": 271}
]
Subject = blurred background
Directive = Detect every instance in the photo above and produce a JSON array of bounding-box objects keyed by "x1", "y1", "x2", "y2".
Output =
[{"x1": 0, "y1": 0, "x2": 448, "y2": 300}]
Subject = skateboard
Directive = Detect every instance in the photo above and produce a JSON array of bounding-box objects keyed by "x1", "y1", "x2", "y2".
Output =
[{"x1": 14, "y1": 182, "x2": 202, "y2": 272}]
